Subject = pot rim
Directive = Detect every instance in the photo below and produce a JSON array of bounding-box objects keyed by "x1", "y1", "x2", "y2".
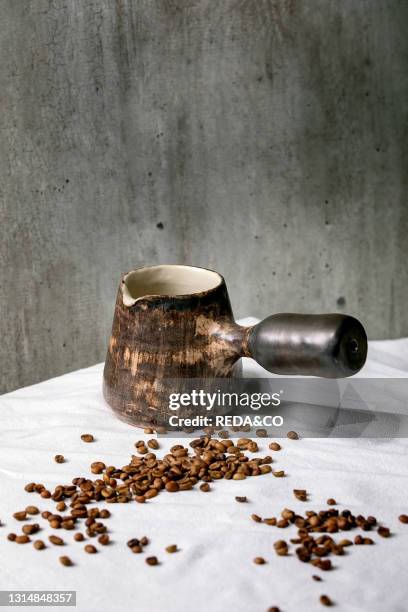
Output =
[{"x1": 121, "y1": 264, "x2": 224, "y2": 306}]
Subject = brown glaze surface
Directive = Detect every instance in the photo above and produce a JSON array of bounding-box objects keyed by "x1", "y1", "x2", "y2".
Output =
[{"x1": 103, "y1": 270, "x2": 251, "y2": 428}]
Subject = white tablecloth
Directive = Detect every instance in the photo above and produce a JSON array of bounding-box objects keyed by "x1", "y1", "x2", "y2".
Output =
[{"x1": 1, "y1": 319, "x2": 408, "y2": 612}]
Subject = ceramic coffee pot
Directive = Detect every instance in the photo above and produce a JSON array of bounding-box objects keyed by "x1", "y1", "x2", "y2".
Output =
[{"x1": 103, "y1": 265, "x2": 367, "y2": 427}]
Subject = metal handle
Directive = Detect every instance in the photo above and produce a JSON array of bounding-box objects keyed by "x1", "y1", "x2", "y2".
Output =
[{"x1": 248, "y1": 313, "x2": 367, "y2": 378}]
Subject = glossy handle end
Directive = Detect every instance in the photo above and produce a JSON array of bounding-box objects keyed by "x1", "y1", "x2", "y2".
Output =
[{"x1": 248, "y1": 313, "x2": 367, "y2": 378}]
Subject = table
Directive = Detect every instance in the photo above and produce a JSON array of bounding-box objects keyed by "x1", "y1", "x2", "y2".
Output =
[{"x1": 1, "y1": 319, "x2": 408, "y2": 612}]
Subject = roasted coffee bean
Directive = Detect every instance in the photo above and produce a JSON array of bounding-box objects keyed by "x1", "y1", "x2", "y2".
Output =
[
  {"x1": 273, "y1": 540, "x2": 288, "y2": 556},
  {"x1": 144, "y1": 428, "x2": 154, "y2": 434},
  {"x1": 7, "y1": 533, "x2": 17, "y2": 541},
  {"x1": 59, "y1": 556, "x2": 73, "y2": 566},
  {"x1": 253, "y1": 557, "x2": 266, "y2": 565},
  {"x1": 264, "y1": 518, "x2": 277, "y2": 526},
  {"x1": 90, "y1": 462, "x2": 106, "y2": 474},
  {"x1": 313, "y1": 575, "x2": 322, "y2": 581},
  {"x1": 84, "y1": 544, "x2": 97, "y2": 554},
  {"x1": 320, "y1": 595, "x2": 333, "y2": 606},
  {"x1": 15, "y1": 535, "x2": 30, "y2": 544},
  {"x1": 22, "y1": 523, "x2": 40, "y2": 535},
  {"x1": 267, "y1": 608, "x2": 280, "y2": 612},
  {"x1": 256, "y1": 429, "x2": 267, "y2": 438},
  {"x1": 34, "y1": 540, "x2": 45, "y2": 550},
  {"x1": 145, "y1": 488, "x2": 158, "y2": 499},
  {"x1": 131, "y1": 545, "x2": 142, "y2": 553},
  {"x1": 41, "y1": 511, "x2": 51, "y2": 520},
  {"x1": 269, "y1": 442, "x2": 281, "y2": 451},
  {"x1": 378, "y1": 526, "x2": 391, "y2": 538},
  {"x1": 56, "y1": 502, "x2": 66, "y2": 512},
  {"x1": 165, "y1": 481, "x2": 179, "y2": 492},
  {"x1": 251, "y1": 514, "x2": 262, "y2": 523},
  {"x1": 127, "y1": 538, "x2": 140, "y2": 548},
  {"x1": 272, "y1": 470, "x2": 285, "y2": 478},
  {"x1": 140, "y1": 536, "x2": 149, "y2": 546},
  {"x1": 100, "y1": 509, "x2": 110, "y2": 519},
  {"x1": 326, "y1": 498, "x2": 336, "y2": 506},
  {"x1": 13, "y1": 511, "x2": 27, "y2": 521},
  {"x1": 287, "y1": 431, "x2": 299, "y2": 440},
  {"x1": 235, "y1": 496, "x2": 247, "y2": 503},
  {"x1": 74, "y1": 533, "x2": 85, "y2": 542},
  {"x1": 55, "y1": 455, "x2": 65, "y2": 463},
  {"x1": 147, "y1": 439, "x2": 159, "y2": 450},
  {"x1": 98, "y1": 534, "x2": 110, "y2": 545},
  {"x1": 24, "y1": 483, "x2": 36, "y2": 493},
  {"x1": 294, "y1": 489, "x2": 308, "y2": 501},
  {"x1": 146, "y1": 556, "x2": 158, "y2": 566},
  {"x1": 40, "y1": 490, "x2": 51, "y2": 499},
  {"x1": 81, "y1": 434, "x2": 94, "y2": 443},
  {"x1": 49, "y1": 535, "x2": 64, "y2": 546},
  {"x1": 25, "y1": 505, "x2": 39, "y2": 515},
  {"x1": 165, "y1": 544, "x2": 178, "y2": 553},
  {"x1": 399, "y1": 514, "x2": 408, "y2": 524},
  {"x1": 200, "y1": 483, "x2": 210, "y2": 492}
]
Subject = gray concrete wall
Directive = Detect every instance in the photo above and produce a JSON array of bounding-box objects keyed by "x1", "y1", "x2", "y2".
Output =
[{"x1": 1, "y1": 0, "x2": 407, "y2": 393}]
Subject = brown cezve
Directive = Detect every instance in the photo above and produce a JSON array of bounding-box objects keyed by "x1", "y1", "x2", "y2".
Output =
[{"x1": 103, "y1": 264, "x2": 368, "y2": 428}]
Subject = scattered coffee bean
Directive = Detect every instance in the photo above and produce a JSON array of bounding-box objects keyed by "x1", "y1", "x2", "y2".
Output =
[
  {"x1": 74, "y1": 533, "x2": 85, "y2": 542},
  {"x1": 100, "y1": 509, "x2": 110, "y2": 519},
  {"x1": 378, "y1": 526, "x2": 391, "y2": 538},
  {"x1": 54, "y1": 455, "x2": 65, "y2": 463},
  {"x1": 22, "y1": 523, "x2": 40, "y2": 535},
  {"x1": 313, "y1": 575, "x2": 322, "y2": 581},
  {"x1": 256, "y1": 429, "x2": 267, "y2": 438},
  {"x1": 147, "y1": 439, "x2": 159, "y2": 450},
  {"x1": 7, "y1": 533, "x2": 17, "y2": 541},
  {"x1": 294, "y1": 489, "x2": 308, "y2": 502},
  {"x1": 253, "y1": 557, "x2": 266, "y2": 564},
  {"x1": 13, "y1": 511, "x2": 27, "y2": 521},
  {"x1": 320, "y1": 595, "x2": 333, "y2": 606},
  {"x1": 34, "y1": 540, "x2": 46, "y2": 550},
  {"x1": 41, "y1": 511, "x2": 51, "y2": 520},
  {"x1": 84, "y1": 544, "x2": 97, "y2": 554},
  {"x1": 98, "y1": 534, "x2": 110, "y2": 545},
  {"x1": 40, "y1": 490, "x2": 51, "y2": 498},
  {"x1": 287, "y1": 431, "x2": 299, "y2": 440},
  {"x1": 25, "y1": 505, "x2": 39, "y2": 515},
  {"x1": 144, "y1": 427, "x2": 154, "y2": 434},
  {"x1": 235, "y1": 496, "x2": 247, "y2": 503},
  {"x1": 267, "y1": 608, "x2": 280, "y2": 612},
  {"x1": 165, "y1": 481, "x2": 179, "y2": 493},
  {"x1": 327, "y1": 498, "x2": 337, "y2": 506},
  {"x1": 56, "y1": 502, "x2": 66, "y2": 512},
  {"x1": 274, "y1": 540, "x2": 288, "y2": 556},
  {"x1": 251, "y1": 514, "x2": 262, "y2": 523},
  {"x1": 399, "y1": 514, "x2": 408, "y2": 524},
  {"x1": 24, "y1": 483, "x2": 36, "y2": 493},
  {"x1": 269, "y1": 442, "x2": 281, "y2": 451},
  {"x1": 90, "y1": 462, "x2": 105, "y2": 474},
  {"x1": 272, "y1": 470, "x2": 285, "y2": 478},
  {"x1": 165, "y1": 544, "x2": 178, "y2": 553},
  {"x1": 200, "y1": 483, "x2": 210, "y2": 492},
  {"x1": 15, "y1": 535, "x2": 30, "y2": 544},
  {"x1": 81, "y1": 434, "x2": 94, "y2": 443},
  {"x1": 49, "y1": 535, "x2": 64, "y2": 546},
  {"x1": 146, "y1": 556, "x2": 158, "y2": 566},
  {"x1": 59, "y1": 556, "x2": 73, "y2": 566}
]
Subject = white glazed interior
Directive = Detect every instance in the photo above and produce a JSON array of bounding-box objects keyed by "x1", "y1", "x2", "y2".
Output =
[{"x1": 122, "y1": 265, "x2": 222, "y2": 306}]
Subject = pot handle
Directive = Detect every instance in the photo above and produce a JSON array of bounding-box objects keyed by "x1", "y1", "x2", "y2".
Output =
[{"x1": 247, "y1": 313, "x2": 367, "y2": 378}]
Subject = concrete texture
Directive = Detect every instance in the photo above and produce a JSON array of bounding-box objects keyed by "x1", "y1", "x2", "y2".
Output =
[{"x1": 1, "y1": 0, "x2": 407, "y2": 393}]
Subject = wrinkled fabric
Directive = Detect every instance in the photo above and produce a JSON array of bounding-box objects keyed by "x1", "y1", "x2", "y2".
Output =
[{"x1": 1, "y1": 319, "x2": 407, "y2": 612}]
